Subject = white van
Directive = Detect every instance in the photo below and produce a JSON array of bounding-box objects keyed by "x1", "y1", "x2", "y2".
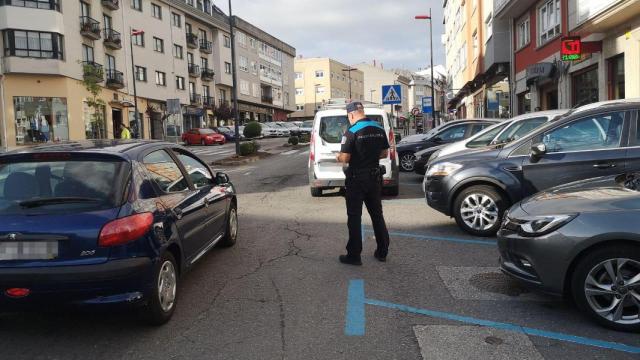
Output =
[{"x1": 308, "y1": 100, "x2": 400, "y2": 197}]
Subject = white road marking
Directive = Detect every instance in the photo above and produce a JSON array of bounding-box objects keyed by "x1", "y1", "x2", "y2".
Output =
[
  {"x1": 244, "y1": 172, "x2": 252, "y2": 175},
  {"x1": 282, "y1": 149, "x2": 299, "y2": 155}
]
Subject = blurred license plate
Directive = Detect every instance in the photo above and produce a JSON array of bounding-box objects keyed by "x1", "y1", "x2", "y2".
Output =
[{"x1": 0, "y1": 242, "x2": 58, "y2": 260}]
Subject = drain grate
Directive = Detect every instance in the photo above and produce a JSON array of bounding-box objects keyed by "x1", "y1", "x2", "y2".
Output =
[{"x1": 469, "y1": 272, "x2": 531, "y2": 297}]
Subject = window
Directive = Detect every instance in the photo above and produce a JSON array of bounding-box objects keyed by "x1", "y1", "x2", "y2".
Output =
[
  {"x1": 80, "y1": 1, "x2": 89, "y2": 16},
  {"x1": 495, "y1": 117, "x2": 547, "y2": 144},
  {"x1": 538, "y1": 0, "x2": 561, "y2": 45},
  {"x1": 176, "y1": 76, "x2": 185, "y2": 90},
  {"x1": 203, "y1": 85, "x2": 210, "y2": 98},
  {"x1": 223, "y1": 35, "x2": 231, "y2": 48},
  {"x1": 239, "y1": 56, "x2": 248, "y2": 72},
  {"x1": 467, "y1": 122, "x2": 510, "y2": 148},
  {"x1": 3, "y1": 30, "x2": 64, "y2": 60},
  {"x1": 171, "y1": 12, "x2": 181, "y2": 27},
  {"x1": 295, "y1": 72, "x2": 303, "y2": 80},
  {"x1": 187, "y1": 52, "x2": 194, "y2": 64},
  {"x1": 319, "y1": 115, "x2": 384, "y2": 143},
  {"x1": 542, "y1": 112, "x2": 624, "y2": 153},
  {"x1": 296, "y1": 105, "x2": 304, "y2": 111},
  {"x1": 438, "y1": 124, "x2": 468, "y2": 141},
  {"x1": 516, "y1": 16, "x2": 530, "y2": 49},
  {"x1": 240, "y1": 80, "x2": 250, "y2": 95},
  {"x1": 104, "y1": 14, "x2": 113, "y2": 31},
  {"x1": 189, "y1": 81, "x2": 195, "y2": 95},
  {"x1": 249, "y1": 37, "x2": 256, "y2": 48},
  {"x1": 472, "y1": 30, "x2": 478, "y2": 59},
  {"x1": 155, "y1": 71, "x2": 166, "y2": 86},
  {"x1": 459, "y1": 42, "x2": 467, "y2": 70},
  {"x1": 485, "y1": 13, "x2": 493, "y2": 42},
  {"x1": 151, "y1": 3, "x2": 162, "y2": 19},
  {"x1": 13, "y1": 97, "x2": 68, "y2": 145},
  {"x1": 573, "y1": 66, "x2": 599, "y2": 107},
  {"x1": 143, "y1": 150, "x2": 188, "y2": 193},
  {"x1": 132, "y1": 0, "x2": 142, "y2": 11},
  {"x1": 105, "y1": 54, "x2": 115, "y2": 71},
  {"x1": 608, "y1": 55, "x2": 625, "y2": 100},
  {"x1": 315, "y1": 70, "x2": 324, "y2": 78},
  {"x1": 252, "y1": 83, "x2": 260, "y2": 98},
  {"x1": 219, "y1": 89, "x2": 226, "y2": 103},
  {"x1": 81, "y1": 44, "x2": 94, "y2": 62},
  {"x1": 237, "y1": 31, "x2": 246, "y2": 47},
  {"x1": 225, "y1": 62, "x2": 231, "y2": 74},
  {"x1": 153, "y1": 37, "x2": 164, "y2": 53},
  {"x1": 251, "y1": 61, "x2": 258, "y2": 75},
  {"x1": 201, "y1": 57, "x2": 208, "y2": 69},
  {"x1": 175, "y1": 152, "x2": 213, "y2": 189},
  {"x1": 135, "y1": 66, "x2": 147, "y2": 81},
  {"x1": 173, "y1": 44, "x2": 183, "y2": 59},
  {"x1": 199, "y1": 29, "x2": 207, "y2": 42},
  {"x1": 1, "y1": 0, "x2": 60, "y2": 11},
  {"x1": 316, "y1": 86, "x2": 325, "y2": 94},
  {"x1": 295, "y1": 88, "x2": 303, "y2": 96},
  {"x1": 132, "y1": 32, "x2": 144, "y2": 46}
]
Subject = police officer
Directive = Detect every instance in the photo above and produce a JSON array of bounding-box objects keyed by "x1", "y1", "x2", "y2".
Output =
[{"x1": 336, "y1": 101, "x2": 391, "y2": 265}]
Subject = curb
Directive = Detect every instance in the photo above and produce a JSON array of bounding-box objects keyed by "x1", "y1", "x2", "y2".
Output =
[{"x1": 210, "y1": 152, "x2": 270, "y2": 166}]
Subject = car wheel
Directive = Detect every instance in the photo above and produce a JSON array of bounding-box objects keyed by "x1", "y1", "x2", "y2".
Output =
[
  {"x1": 310, "y1": 187, "x2": 322, "y2": 197},
  {"x1": 384, "y1": 185, "x2": 399, "y2": 197},
  {"x1": 453, "y1": 185, "x2": 506, "y2": 237},
  {"x1": 219, "y1": 202, "x2": 238, "y2": 247},
  {"x1": 141, "y1": 252, "x2": 178, "y2": 326},
  {"x1": 571, "y1": 245, "x2": 640, "y2": 332},
  {"x1": 399, "y1": 152, "x2": 416, "y2": 172}
]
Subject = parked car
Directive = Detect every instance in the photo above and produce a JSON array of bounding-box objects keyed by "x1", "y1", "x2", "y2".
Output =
[
  {"x1": 424, "y1": 99, "x2": 639, "y2": 236},
  {"x1": 272, "y1": 122, "x2": 291, "y2": 137},
  {"x1": 498, "y1": 173, "x2": 640, "y2": 331},
  {"x1": 214, "y1": 126, "x2": 243, "y2": 141},
  {"x1": 299, "y1": 120, "x2": 313, "y2": 135},
  {"x1": 261, "y1": 123, "x2": 283, "y2": 138},
  {"x1": 182, "y1": 128, "x2": 226, "y2": 146},
  {"x1": 278, "y1": 122, "x2": 301, "y2": 136},
  {"x1": 309, "y1": 101, "x2": 400, "y2": 196},
  {"x1": 0, "y1": 140, "x2": 238, "y2": 325},
  {"x1": 413, "y1": 110, "x2": 567, "y2": 175},
  {"x1": 397, "y1": 119, "x2": 500, "y2": 172}
]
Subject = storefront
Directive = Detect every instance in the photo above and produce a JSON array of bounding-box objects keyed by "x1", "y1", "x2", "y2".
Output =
[
  {"x1": 572, "y1": 65, "x2": 599, "y2": 107},
  {"x1": 14, "y1": 96, "x2": 68, "y2": 145}
]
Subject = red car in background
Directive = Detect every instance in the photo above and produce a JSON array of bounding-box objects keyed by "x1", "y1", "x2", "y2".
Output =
[{"x1": 182, "y1": 128, "x2": 226, "y2": 146}]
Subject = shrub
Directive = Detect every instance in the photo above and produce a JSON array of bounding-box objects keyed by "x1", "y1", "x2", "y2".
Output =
[
  {"x1": 238, "y1": 140, "x2": 261, "y2": 156},
  {"x1": 288, "y1": 136, "x2": 299, "y2": 145},
  {"x1": 299, "y1": 133, "x2": 310, "y2": 143},
  {"x1": 243, "y1": 121, "x2": 262, "y2": 138}
]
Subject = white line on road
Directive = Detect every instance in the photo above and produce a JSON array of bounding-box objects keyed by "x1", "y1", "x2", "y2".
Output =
[{"x1": 282, "y1": 150, "x2": 300, "y2": 155}]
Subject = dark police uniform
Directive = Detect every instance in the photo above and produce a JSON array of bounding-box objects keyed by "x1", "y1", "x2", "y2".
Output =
[{"x1": 340, "y1": 116, "x2": 391, "y2": 261}]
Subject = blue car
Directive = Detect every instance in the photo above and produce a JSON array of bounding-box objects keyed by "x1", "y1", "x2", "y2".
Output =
[{"x1": 0, "y1": 140, "x2": 238, "y2": 325}]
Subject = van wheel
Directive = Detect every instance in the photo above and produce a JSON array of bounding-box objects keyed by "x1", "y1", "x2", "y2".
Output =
[
  {"x1": 219, "y1": 202, "x2": 238, "y2": 247},
  {"x1": 453, "y1": 185, "x2": 506, "y2": 237},
  {"x1": 310, "y1": 187, "x2": 322, "y2": 197},
  {"x1": 399, "y1": 152, "x2": 416, "y2": 172},
  {"x1": 141, "y1": 252, "x2": 178, "y2": 326},
  {"x1": 571, "y1": 245, "x2": 640, "y2": 332}
]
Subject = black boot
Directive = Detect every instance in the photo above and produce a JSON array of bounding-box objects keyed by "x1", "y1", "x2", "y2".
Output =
[
  {"x1": 373, "y1": 250, "x2": 387, "y2": 262},
  {"x1": 339, "y1": 255, "x2": 362, "y2": 266}
]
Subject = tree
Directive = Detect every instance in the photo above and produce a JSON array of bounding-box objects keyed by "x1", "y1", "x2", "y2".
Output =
[
  {"x1": 81, "y1": 62, "x2": 106, "y2": 139},
  {"x1": 213, "y1": 101, "x2": 236, "y2": 125}
]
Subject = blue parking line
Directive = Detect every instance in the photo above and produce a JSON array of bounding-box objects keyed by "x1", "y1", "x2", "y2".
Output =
[
  {"x1": 364, "y1": 229, "x2": 496, "y2": 246},
  {"x1": 345, "y1": 279, "x2": 640, "y2": 354}
]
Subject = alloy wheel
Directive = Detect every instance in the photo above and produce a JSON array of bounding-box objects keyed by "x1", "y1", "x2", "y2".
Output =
[
  {"x1": 157, "y1": 260, "x2": 177, "y2": 313},
  {"x1": 459, "y1": 193, "x2": 499, "y2": 231},
  {"x1": 229, "y1": 207, "x2": 238, "y2": 241},
  {"x1": 400, "y1": 153, "x2": 416, "y2": 171},
  {"x1": 584, "y1": 258, "x2": 640, "y2": 325}
]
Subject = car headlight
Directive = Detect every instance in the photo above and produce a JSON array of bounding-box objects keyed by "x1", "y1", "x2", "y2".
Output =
[
  {"x1": 517, "y1": 214, "x2": 577, "y2": 237},
  {"x1": 426, "y1": 162, "x2": 462, "y2": 177}
]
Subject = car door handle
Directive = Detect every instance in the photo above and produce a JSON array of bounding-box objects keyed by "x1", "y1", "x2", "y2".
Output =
[{"x1": 593, "y1": 163, "x2": 616, "y2": 169}]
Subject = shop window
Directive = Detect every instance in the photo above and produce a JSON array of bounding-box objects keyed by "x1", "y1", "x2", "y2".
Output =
[
  {"x1": 572, "y1": 66, "x2": 599, "y2": 107},
  {"x1": 14, "y1": 97, "x2": 68, "y2": 145},
  {"x1": 607, "y1": 55, "x2": 625, "y2": 100},
  {"x1": 83, "y1": 100, "x2": 106, "y2": 140},
  {"x1": 128, "y1": 111, "x2": 143, "y2": 139}
]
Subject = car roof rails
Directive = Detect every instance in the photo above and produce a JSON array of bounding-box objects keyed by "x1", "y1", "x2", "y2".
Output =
[{"x1": 321, "y1": 98, "x2": 383, "y2": 110}]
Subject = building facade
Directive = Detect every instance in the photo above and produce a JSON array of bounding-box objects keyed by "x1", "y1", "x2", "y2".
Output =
[
  {"x1": 292, "y1": 57, "x2": 364, "y2": 120},
  {"x1": 354, "y1": 62, "x2": 410, "y2": 119},
  {"x1": 0, "y1": 0, "x2": 295, "y2": 150}
]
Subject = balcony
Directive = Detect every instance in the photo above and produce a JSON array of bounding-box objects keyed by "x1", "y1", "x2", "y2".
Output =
[
  {"x1": 186, "y1": 33, "x2": 198, "y2": 49},
  {"x1": 101, "y1": 0, "x2": 119, "y2": 10},
  {"x1": 103, "y1": 28, "x2": 122, "y2": 49},
  {"x1": 199, "y1": 39, "x2": 212, "y2": 54},
  {"x1": 188, "y1": 63, "x2": 200, "y2": 77},
  {"x1": 201, "y1": 68, "x2": 215, "y2": 81},
  {"x1": 105, "y1": 69, "x2": 125, "y2": 89},
  {"x1": 261, "y1": 95, "x2": 273, "y2": 104},
  {"x1": 190, "y1": 93, "x2": 202, "y2": 105},
  {"x1": 80, "y1": 16, "x2": 101, "y2": 40},
  {"x1": 203, "y1": 96, "x2": 215, "y2": 108},
  {"x1": 82, "y1": 61, "x2": 104, "y2": 83}
]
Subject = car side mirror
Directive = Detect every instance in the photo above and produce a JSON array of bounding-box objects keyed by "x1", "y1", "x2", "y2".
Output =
[
  {"x1": 216, "y1": 172, "x2": 230, "y2": 185},
  {"x1": 530, "y1": 143, "x2": 547, "y2": 160}
]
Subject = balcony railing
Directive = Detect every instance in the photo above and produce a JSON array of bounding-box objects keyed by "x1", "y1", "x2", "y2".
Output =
[
  {"x1": 80, "y1": 16, "x2": 101, "y2": 40},
  {"x1": 103, "y1": 28, "x2": 122, "y2": 49},
  {"x1": 190, "y1": 93, "x2": 202, "y2": 105},
  {"x1": 261, "y1": 95, "x2": 273, "y2": 104},
  {"x1": 199, "y1": 39, "x2": 212, "y2": 54},
  {"x1": 82, "y1": 61, "x2": 104, "y2": 83},
  {"x1": 186, "y1": 33, "x2": 198, "y2": 49},
  {"x1": 101, "y1": 0, "x2": 119, "y2": 10},
  {"x1": 201, "y1": 68, "x2": 214, "y2": 81},
  {"x1": 105, "y1": 69, "x2": 124, "y2": 89},
  {"x1": 188, "y1": 63, "x2": 200, "y2": 77},
  {"x1": 203, "y1": 96, "x2": 214, "y2": 107}
]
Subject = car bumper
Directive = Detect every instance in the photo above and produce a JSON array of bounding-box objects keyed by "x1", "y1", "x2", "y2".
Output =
[
  {"x1": 414, "y1": 158, "x2": 429, "y2": 175},
  {"x1": 424, "y1": 175, "x2": 449, "y2": 215},
  {"x1": 0, "y1": 257, "x2": 154, "y2": 308}
]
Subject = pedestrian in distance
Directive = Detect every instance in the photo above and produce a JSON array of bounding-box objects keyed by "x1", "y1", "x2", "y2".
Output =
[
  {"x1": 336, "y1": 101, "x2": 391, "y2": 265},
  {"x1": 120, "y1": 123, "x2": 132, "y2": 140}
]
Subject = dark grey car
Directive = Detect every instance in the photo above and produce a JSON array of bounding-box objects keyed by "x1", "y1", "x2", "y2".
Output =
[{"x1": 498, "y1": 173, "x2": 640, "y2": 332}]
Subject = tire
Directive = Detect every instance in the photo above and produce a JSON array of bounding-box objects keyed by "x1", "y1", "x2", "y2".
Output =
[
  {"x1": 141, "y1": 252, "x2": 178, "y2": 326},
  {"x1": 219, "y1": 202, "x2": 238, "y2": 247},
  {"x1": 384, "y1": 185, "x2": 399, "y2": 197},
  {"x1": 399, "y1": 152, "x2": 416, "y2": 172},
  {"x1": 571, "y1": 245, "x2": 640, "y2": 332},
  {"x1": 453, "y1": 185, "x2": 507, "y2": 237},
  {"x1": 310, "y1": 187, "x2": 322, "y2": 197}
]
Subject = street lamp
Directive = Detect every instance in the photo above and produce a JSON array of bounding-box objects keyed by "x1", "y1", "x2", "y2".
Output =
[
  {"x1": 314, "y1": 84, "x2": 321, "y2": 114},
  {"x1": 130, "y1": 28, "x2": 144, "y2": 138},
  {"x1": 369, "y1": 89, "x2": 376, "y2": 103},
  {"x1": 342, "y1": 67, "x2": 357, "y2": 99},
  {"x1": 415, "y1": 10, "x2": 437, "y2": 126},
  {"x1": 228, "y1": 0, "x2": 241, "y2": 155}
]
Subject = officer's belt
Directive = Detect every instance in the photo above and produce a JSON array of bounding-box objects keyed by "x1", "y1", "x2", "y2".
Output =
[{"x1": 345, "y1": 167, "x2": 381, "y2": 179}]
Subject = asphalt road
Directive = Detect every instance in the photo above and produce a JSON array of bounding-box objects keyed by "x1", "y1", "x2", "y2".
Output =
[{"x1": 1, "y1": 142, "x2": 639, "y2": 359}]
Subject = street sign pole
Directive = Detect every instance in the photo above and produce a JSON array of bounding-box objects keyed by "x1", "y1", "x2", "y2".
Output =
[{"x1": 228, "y1": 0, "x2": 241, "y2": 156}]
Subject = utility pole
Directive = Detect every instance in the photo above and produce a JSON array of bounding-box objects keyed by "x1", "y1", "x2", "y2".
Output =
[
  {"x1": 130, "y1": 28, "x2": 143, "y2": 138},
  {"x1": 228, "y1": 0, "x2": 241, "y2": 155},
  {"x1": 415, "y1": 9, "x2": 436, "y2": 126},
  {"x1": 342, "y1": 67, "x2": 357, "y2": 99}
]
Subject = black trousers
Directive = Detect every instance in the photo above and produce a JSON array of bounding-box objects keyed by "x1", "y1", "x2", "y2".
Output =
[{"x1": 345, "y1": 175, "x2": 390, "y2": 258}]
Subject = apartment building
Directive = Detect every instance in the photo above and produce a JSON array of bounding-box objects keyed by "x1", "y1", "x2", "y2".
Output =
[
  {"x1": 0, "y1": 0, "x2": 295, "y2": 150},
  {"x1": 292, "y1": 57, "x2": 364, "y2": 120},
  {"x1": 354, "y1": 62, "x2": 410, "y2": 120}
]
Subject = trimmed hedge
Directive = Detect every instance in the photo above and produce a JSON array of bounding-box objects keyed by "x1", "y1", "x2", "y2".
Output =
[
  {"x1": 239, "y1": 140, "x2": 260, "y2": 156},
  {"x1": 243, "y1": 121, "x2": 262, "y2": 138},
  {"x1": 299, "y1": 133, "x2": 310, "y2": 143},
  {"x1": 288, "y1": 136, "x2": 299, "y2": 145}
]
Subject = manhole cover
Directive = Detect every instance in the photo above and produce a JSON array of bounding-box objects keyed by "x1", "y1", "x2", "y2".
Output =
[
  {"x1": 469, "y1": 272, "x2": 530, "y2": 297},
  {"x1": 485, "y1": 336, "x2": 504, "y2": 345}
]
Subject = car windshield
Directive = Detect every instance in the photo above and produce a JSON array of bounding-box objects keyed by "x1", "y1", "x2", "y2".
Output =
[
  {"x1": 200, "y1": 129, "x2": 215, "y2": 134},
  {"x1": 493, "y1": 117, "x2": 548, "y2": 144},
  {"x1": 466, "y1": 122, "x2": 510, "y2": 148},
  {"x1": 0, "y1": 158, "x2": 128, "y2": 215},
  {"x1": 319, "y1": 115, "x2": 384, "y2": 143},
  {"x1": 302, "y1": 120, "x2": 313, "y2": 128},
  {"x1": 217, "y1": 127, "x2": 231, "y2": 133}
]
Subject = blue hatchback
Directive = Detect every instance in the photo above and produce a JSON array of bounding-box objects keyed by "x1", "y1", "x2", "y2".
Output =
[{"x1": 0, "y1": 140, "x2": 238, "y2": 325}]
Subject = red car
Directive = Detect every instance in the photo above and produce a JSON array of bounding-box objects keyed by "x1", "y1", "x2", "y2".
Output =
[{"x1": 182, "y1": 128, "x2": 226, "y2": 145}]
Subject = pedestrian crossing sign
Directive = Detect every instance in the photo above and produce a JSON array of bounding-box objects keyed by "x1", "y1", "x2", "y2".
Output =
[{"x1": 382, "y1": 85, "x2": 402, "y2": 105}]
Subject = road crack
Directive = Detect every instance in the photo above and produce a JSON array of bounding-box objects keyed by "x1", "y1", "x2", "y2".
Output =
[{"x1": 271, "y1": 278, "x2": 286, "y2": 360}]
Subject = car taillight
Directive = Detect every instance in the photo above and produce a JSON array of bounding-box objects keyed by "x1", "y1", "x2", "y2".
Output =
[
  {"x1": 99, "y1": 213, "x2": 154, "y2": 247},
  {"x1": 388, "y1": 129, "x2": 396, "y2": 160},
  {"x1": 5, "y1": 288, "x2": 30, "y2": 298},
  {"x1": 309, "y1": 133, "x2": 315, "y2": 162}
]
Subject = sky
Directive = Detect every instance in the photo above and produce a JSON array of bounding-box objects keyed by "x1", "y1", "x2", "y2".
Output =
[{"x1": 217, "y1": 0, "x2": 445, "y2": 71}]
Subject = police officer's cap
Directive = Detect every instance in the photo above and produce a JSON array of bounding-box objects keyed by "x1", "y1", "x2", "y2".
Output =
[{"x1": 346, "y1": 101, "x2": 364, "y2": 113}]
